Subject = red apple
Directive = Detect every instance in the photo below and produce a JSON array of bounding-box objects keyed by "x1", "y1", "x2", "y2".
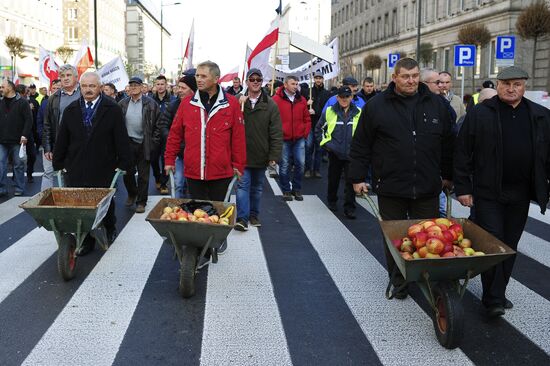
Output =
[
  {"x1": 418, "y1": 246, "x2": 429, "y2": 258},
  {"x1": 459, "y1": 238, "x2": 472, "y2": 249},
  {"x1": 453, "y1": 245, "x2": 466, "y2": 257},
  {"x1": 401, "y1": 252, "x2": 413, "y2": 260},
  {"x1": 401, "y1": 238, "x2": 415, "y2": 253},
  {"x1": 391, "y1": 239, "x2": 402, "y2": 249},
  {"x1": 420, "y1": 220, "x2": 436, "y2": 230},
  {"x1": 442, "y1": 230, "x2": 455, "y2": 244},
  {"x1": 436, "y1": 223, "x2": 449, "y2": 231},
  {"x1": 407, "y1": 224, "x2": 424, "y2": 238},
  {"x1": 425, "y1": 253, "x2": 441, "y2": 258},
  {"x1": 427, "y1": 230, "x2": 444, "y2": 241},
  {"x1": 426, "y1": 225, "x2": 443, "y2": 234},
  {"x1": 442, "y1": 242, "x2": 453, "y2": 254},
  {"x1": 450, "y1": 224, "x2": 463, "y2": 234},
  {"x1": 435, "y1": 218, "x2": 452, "y2": 228},
  {"x1": 426, "y1": 238, "x2": 445, "y2": 254},
  {"x1": 442, "y1": 252, "x2": 455, "y2": 258},
  {"x1": 413, "y1": 232, "x2": 428, "y2": 249}
]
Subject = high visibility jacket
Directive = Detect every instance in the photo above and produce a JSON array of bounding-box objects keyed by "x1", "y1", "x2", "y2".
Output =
[
  {"x1": 315, "y1": 102, "x2": 361, "y2": 160},
  {"x1": 472, "y1": 93, "x2": 479, "y2": 105}
]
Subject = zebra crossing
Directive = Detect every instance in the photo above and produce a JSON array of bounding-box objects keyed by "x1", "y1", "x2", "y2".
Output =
[{"x1": 0, "y1": 175, "x2": 549, "y2": 365}]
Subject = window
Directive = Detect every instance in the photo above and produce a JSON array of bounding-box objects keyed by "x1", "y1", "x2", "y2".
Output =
[
  {"x1": 384, "y1": 13, "x2": 389, "y2": 38},
  {"x1": 443, "y1": 47, "x2": 450, "y2": 72},
  {"x1": 489, "y1": 39, "x2": 499, "y2": 75},
  {"x1": 447, "y1": 0, "x2": 452, "y2": 16},
  {"x1": 68, "y1": 26, "x2": 78, "y2": 40},
  {"x1": 460, "y1": 0, "x2": 465, "y2": 11},
  {"x1": 392, "y1": 9, "x2": 397, "y2": 35},
  {"x1": 432, "y1": 51, "x2": 438, "y2": 68},
  {"x1": 68, "y1": 8, "x2": 77, "y2": 20},
  {"x1": 376, "y1": 16, "x2": 381, "y2": 40},
  {"x1": 403, "y1": 5, "x2": 408, "y2": 29},
  {"x1": 365, "y1": 23, "x2": 369, "y2": 45}
]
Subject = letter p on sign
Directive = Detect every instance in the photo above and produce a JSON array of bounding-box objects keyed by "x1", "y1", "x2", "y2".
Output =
[{"x1": 454, "y1": 45, "x2": 476, "y2": 67}]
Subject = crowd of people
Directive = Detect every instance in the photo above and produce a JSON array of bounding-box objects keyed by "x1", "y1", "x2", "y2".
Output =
[{"x1": 0, "y1": 58, "x2": 549, "y2": 317}]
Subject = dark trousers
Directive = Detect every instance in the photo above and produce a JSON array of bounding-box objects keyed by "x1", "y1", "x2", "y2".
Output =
[
  {"x1": 26, "y1": 139, "x2": 36, "y2": 177},
  {"x1": 123, "y1": 141, "x2": 150, "y2": 206},
  {"x1": 187, "y1": 177, "x2": 232, "y2": 202},
  {"x1": 475, "y1": 194, "x2": 530, "y2": 308},
  {"x1": 378, "y1": 195, "x2": 439, "y2": 286},
  {"x1": 327, "y1": 152, "x2": 355, "y2": 211},
  {"x1": 150, "y1": 135, "x2": 168, "y2": 187}
]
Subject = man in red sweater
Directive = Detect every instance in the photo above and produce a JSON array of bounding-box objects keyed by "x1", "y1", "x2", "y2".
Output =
[
  {"x1": 165, "y1": 60, "x2": 246, "y2": 200},
  {"x1": 272, "y1": 75, "x2": 311, "y2": 201}
]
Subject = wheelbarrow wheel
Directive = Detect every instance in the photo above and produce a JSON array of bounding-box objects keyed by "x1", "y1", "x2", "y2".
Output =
[
  {"x1": 58, "y1": 234, "x2": 77, "y2": 281},
  {"x1": 432, "y1": 281, "x2": 464, "y2": 349},
  {"x1": 179, "y1": 246, "x2": 198, "y2": 298}
]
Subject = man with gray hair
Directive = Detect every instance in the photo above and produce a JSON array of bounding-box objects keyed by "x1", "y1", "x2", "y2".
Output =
[
  {"x1": 42, "y1": 64, "x2": 80, "y2": 190},
  {"x1": 53, "y1": 71, "x2": 131, "y2": 255}
]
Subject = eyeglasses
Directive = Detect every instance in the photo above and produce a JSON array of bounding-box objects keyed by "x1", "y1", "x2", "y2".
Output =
[{"x1": 248, "y1": 77, "x2": 263, "y2": 83}]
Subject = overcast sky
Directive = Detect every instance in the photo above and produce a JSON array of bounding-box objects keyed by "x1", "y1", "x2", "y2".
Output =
[{"x1": 158, "y1": 0, "x2": 282, "y2": 74}]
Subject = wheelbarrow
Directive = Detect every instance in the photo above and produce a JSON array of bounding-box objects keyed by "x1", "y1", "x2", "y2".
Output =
[
  {"x1": 19, "y1": 169, "x2": 125, "y2": 281},
  {"x1": 146, "y1": 172, "x2": 237, "y2": 298},
  {"x1": 362, "y1": 192, "x2": 516, "y2": 349}
]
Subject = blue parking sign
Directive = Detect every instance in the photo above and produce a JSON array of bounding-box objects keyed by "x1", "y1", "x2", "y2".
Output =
[
  {"x1": 496, "y1": 36, "x2": 515, "y2": 59},
  {"x1": 454, "y1": 45, "x2": 476, "y2": 67},
  {"x1": 388, "y1": 53, "x2": 400, "y2": 68}
]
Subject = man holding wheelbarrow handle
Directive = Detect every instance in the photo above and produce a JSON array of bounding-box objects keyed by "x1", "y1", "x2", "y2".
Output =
[
  {"x1": 165, "y1": 61, "x2": 246, "y2": 262},
  {"x1": 53, "y1": 71, "x2": 132, "y2": 255},
  {"x1": 454, "y1": 66, "x2": 550, "y2": 318},
  {"x1": 349, "y1": 58, "x2": 454, "y2": 299}
]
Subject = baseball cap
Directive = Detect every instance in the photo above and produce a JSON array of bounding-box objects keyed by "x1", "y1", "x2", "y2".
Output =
[
  {"x1": 342, "y1": 76, "x2": 359, "y2": 86},
  {"x1": 313, "y1": 71, "x2": 324, "y2": 78},
  {"x1": 129, "y1": 76, "x2": 143, "y2": 85},
  {"x1": 246, "y1": 68, "x2": 263, "y2": 78},
  {"x1": 337, "y1": 86, "x2": 352, "y2": 97}
]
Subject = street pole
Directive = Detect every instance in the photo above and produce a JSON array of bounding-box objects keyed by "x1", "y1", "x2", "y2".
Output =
[
  {"x1": 461, "y1": 67, "x2": 465, "y2": 102},
  {"x1": 416, "y1": 0, "x2": 421, "y2": 61},
  {"x1": 94, "y1": 0, "x2": 98, "y2": 68}
]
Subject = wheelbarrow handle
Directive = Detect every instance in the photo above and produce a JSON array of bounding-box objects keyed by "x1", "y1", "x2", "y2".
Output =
[
  {"x1": 168, "y1": 169, "x2": 176, "y2": 199},
  {"x1": 360, "y1": 193, "x2": 383, "y2": 221},
  {"x1": 56, "y1": 169, "x2": 66, "y2": 187},
  {"x1": 109, "y1": 168, "x2": 126, "y2": 189},
  {"x1": 224, "y1": 174, "x2": 239, "y2": 203},
  {"x1": 444, "y1": 187, "x2": 453, "y2": 219}
]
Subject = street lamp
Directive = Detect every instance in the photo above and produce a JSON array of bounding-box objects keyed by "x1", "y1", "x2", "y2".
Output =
[{"x1": 160, "y1": 1, "x2": 181, "y2": 72}]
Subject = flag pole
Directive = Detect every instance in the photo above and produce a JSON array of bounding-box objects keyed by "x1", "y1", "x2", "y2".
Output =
[{"x1": 270, "y1": 35, "x2": 279, "y2": 96}]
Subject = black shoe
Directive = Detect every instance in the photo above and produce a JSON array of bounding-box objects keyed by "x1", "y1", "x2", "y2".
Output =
[
  {"x1": 314, "y1": 171, "x2": 322, "y2": 178},
  {"x1": 217, "y1": 240, "x2": 227, "y2": 255},
  {"x1": 304, "y1": 170, "x2": 311, "y2": 178},
  {"x1": 504, "y1": 299, "x2": 513, "y2": 309},
  {"x1": 327, "y1": 202, "x2": 337, "y2": 212},
  {"x1": 125, "y1": 196, "x2": 136, "y2": 207},
  {"x1": 486, "y1": 305, "x2": 505, "y2": 318},
  {"x1": 249, "y1": 216, "x2": 261, "y2": 227},
  {"x1": 283, "y1": 192, "x2": 293, "y2": 201},
  {"x1": 292, "y1": 191, "x2": 303, "y2": 201},
  {"x1": 344, "y1": 209, "x2": 356, "y2": 219},
  {"x1": 234, "y1": 219, "x2": 248, "y2": 232}
]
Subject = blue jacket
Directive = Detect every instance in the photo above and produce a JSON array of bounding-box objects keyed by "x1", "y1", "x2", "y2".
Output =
[{"x1": 315, "y1": 102, "x2": 361, "y2": 161}]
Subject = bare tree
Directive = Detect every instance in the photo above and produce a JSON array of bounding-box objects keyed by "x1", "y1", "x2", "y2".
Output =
[
  {"x1": 4, "y1": 35, "x2": 24, "y2": 79},
  {"x1": 56, "y1": 46, "x2": 74, "y2": 64},
  {"x1": 516, "y1": 1, "x2": 550, "y2": 88},
  {"x1": 458, "y1": 23, "x2": 491, "y2": 93}
]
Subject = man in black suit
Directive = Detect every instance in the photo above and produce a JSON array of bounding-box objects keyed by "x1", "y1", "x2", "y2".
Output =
[{"x1": 53, "y1": 71, "x2": 131, "y2": 255}]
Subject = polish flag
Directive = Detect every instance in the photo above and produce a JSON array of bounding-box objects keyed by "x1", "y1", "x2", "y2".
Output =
[
  {"x1": 183, "y1": 20, "x2": 195, "y2": 71},
  {"x1": 218, "y1": 66, "x2": 239, "y2": 83},
  {"x1": 247, "y1": 23, "x2": 279, "y2": 83},
  {"x1": 72, "y1": 40, "x2": 94, "y2": 78}
]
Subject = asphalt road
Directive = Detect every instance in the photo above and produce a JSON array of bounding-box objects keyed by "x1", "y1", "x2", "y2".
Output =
[{"x1": 0, "y1": 162, "x2": 549, "y2": 366}]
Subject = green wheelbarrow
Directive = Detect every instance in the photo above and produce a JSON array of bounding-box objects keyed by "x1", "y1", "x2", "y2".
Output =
[
  {"x1": 19, "y1": 169, "x2": 125, "y2": 281},
  {"x1": 362, "y1": 192, "x2": 516, "y2": 349}
]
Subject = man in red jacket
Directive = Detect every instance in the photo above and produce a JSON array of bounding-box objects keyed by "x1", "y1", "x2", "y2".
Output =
[
  {"x1": 272, "y1": 75, "x2": 311, "y2": 201},
  {"x1": 165, "y1": 60, "x2": 246, "y2": 201}
]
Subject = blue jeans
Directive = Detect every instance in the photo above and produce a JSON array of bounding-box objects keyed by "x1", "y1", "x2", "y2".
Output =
[
  {"x1": 175, "y1": 156, "x2": 187, "y2": 198},
  {"x1": 305, "y1": 130, "x2": 321, "y2": 173},
  {"x1": 439, "y1": 191, "x2": 447, "y2": 217},
  {"x1": 236, "y1": 167, "x2": 266, "y2": 221},
  {"x1": 279, "y1": 138, "x2": 305, "y2": 193},
  {"x1": 0, "y1": 143, "x2": 26, "y2": 195}
]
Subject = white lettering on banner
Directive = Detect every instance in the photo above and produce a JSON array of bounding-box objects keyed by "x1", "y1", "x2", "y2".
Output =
[
  {"x1": 97, "y1": 57, "x2": 129, "y2": 91},
  {"x1": 274, "y1": 38, "x2": 340, "y2": 82}
]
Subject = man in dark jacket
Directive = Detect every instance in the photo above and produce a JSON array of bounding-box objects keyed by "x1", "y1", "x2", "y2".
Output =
[
  {"x1": 119, "y1": 77, "x2": 160, "y2": 213},
  {"x1": 53, "y1": 72, "x2": 131, "y2": 254},
  {"x1": 15, "y1": 84, "x2": 39, "y2": 183},
  {"x1": 0, "y1": 79, "x2": 32, "y2": 196},
  {"x1": 454, "y1": 66, "x2": 550, "y2": 318},
  {"x1": 234, "y1": 68, "x2": 283, "y2": 231},
  {"x1": 226, "y1": 77, "x2": 243, "y2": 96},
  {"x1": 349, "y1": 58, "x2": 454, "y2": 299},
  {"x1": 157, "y1": 73, "x2": 197, "y2": 197},
  {"x1": 316, "y1": 86, "x2": 361, "y2": 218},
  {"x1": 357, "y1": 77, "x2": 378, "y2": 103},
  {"x1": 42, "y1": 64, "x2": 80, "y2": 191},
  {"x1": 272, "y1": 75, "x2": 312, "y2": 201},
  {"x1": 305, "y1": 71, "x2": 330, "y2": 179}
]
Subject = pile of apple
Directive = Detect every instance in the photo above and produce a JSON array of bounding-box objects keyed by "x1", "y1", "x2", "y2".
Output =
[
  {"x1": 394, "y1": 218, "x2": 485, "y2": 260},
  {"x1": 159, "y1": 206, "x2": 230, "y2": 225}
]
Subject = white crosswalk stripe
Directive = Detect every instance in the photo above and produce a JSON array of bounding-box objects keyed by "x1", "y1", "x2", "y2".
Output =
[{"x1": 0, "y1": 191, "x2": 549, "y2": 365}]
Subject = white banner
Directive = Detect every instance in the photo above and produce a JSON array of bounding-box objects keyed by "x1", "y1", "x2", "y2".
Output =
[
  {"x1": 275, "y1": 38, "x2": 339, "y2": 82},
  {"x1": 98, "y1": 56, "x2": 129, "y2": 91}
]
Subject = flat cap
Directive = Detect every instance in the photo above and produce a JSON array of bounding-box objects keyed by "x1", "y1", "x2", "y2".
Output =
[
  {"x1": 496, "y1": 66, "x2": 529, "y2": 80},
  {"x1": 342, "y1": 76, "x2": 359, "y2": 85},
  {"x1": 129, "y1": 76, "x2": 143, "y2": 84}
]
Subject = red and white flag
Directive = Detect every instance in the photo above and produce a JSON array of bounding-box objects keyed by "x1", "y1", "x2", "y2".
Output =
[
  {"x1": 247, "y1": 23, "x2": 279, "y2": 83},
  {"x1": 72, "y1": 40, "x2": 94, "y2": 78},
  {"x1": 183, "y1": 20, "x2": 195, "y2": 71},
  {"x1": 241, "y1": 44, "x2": 253, "y2": 81},
  {"x1": 39, "y1": 45, "x2": 59, "y2": 88},
  {"x1": 218, "y1": 66, "x2": 239, "y2": 83}
]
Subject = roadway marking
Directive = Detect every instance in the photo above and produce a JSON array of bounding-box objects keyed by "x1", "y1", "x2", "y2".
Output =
[
  {"x1": 200, "y1": 228, "x2": 292, "y2": 366},
  {"x1": 0, "y1": 196, "x2": 26, "y2": 224},
  {"x1": 265, "y1": 170, "x2": 282, "y2": 196},
  {"x1": 23, "y1": 197, "x2": 163, "y2": 366},
  {"x1": 0, "y1": 227, "x2": 56, "y2": 303},
  {"x1": 288, "y1": 196, "x2": 474, "y2": 366}
]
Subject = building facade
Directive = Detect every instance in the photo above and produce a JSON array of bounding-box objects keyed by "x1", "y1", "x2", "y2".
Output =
[
  {"x1": 62, "y1": 0, "x2": 126, "y2": 67},
  {"x1": 331, "y1": 0, "x2": 550, "y2": 92},
  {"x1": 0, "y1": 0, "x2": 63, "y2": 82}
]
